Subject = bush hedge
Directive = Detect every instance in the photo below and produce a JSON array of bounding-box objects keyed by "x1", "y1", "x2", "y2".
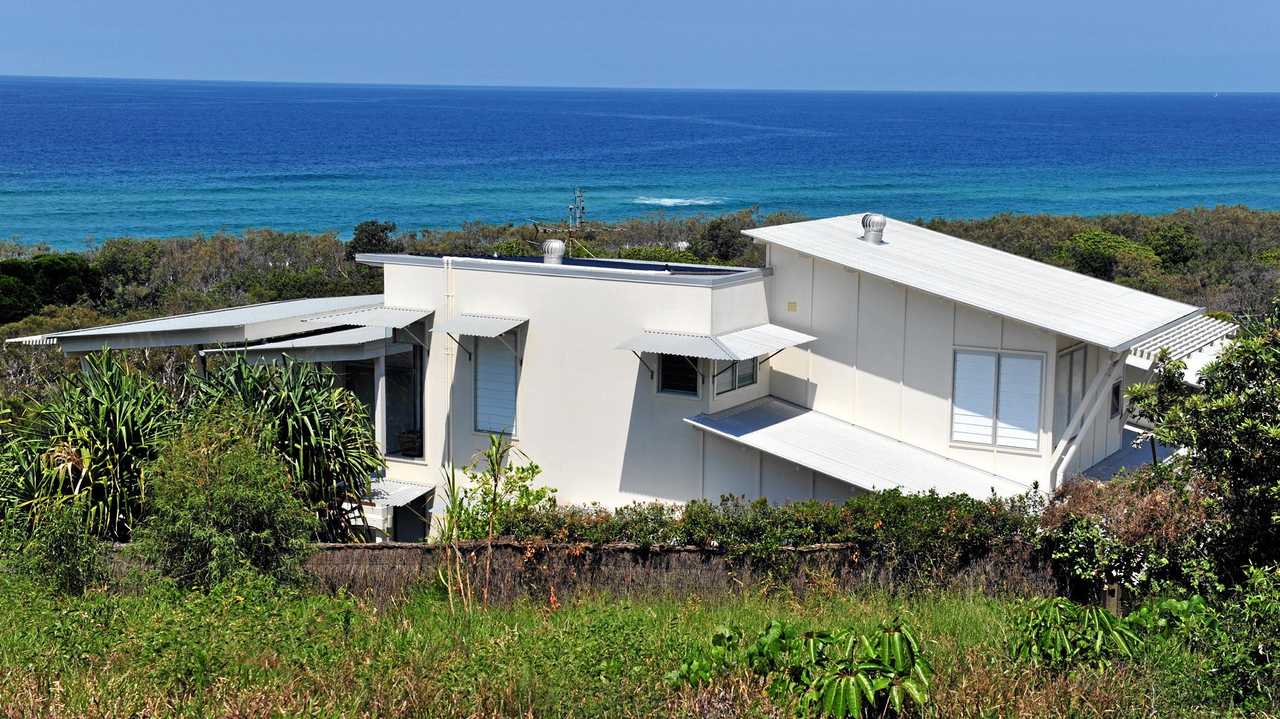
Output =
[
  {"x1": 453, "y1": 479, "x2": 1041, "y2": 577},
  {"x1": 133, "y1": 405, "x2": 317, "y2": 588}
]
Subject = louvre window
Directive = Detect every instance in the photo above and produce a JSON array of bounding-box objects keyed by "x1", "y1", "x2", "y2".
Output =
[
  {"x1": 951, "y1": 350, "x2": 1043, "y2": 451},
  {"x1": 475, "y1": 333, "x2": 518, "y2": 434}
]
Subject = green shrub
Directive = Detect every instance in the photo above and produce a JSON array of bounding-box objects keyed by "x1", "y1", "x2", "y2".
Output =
[
  {"x1": 1008, "y1": 597, "x2": 1140, "y2": 670},
  {"x1": 1210, "y1": 565, "x2": 1280, "y2": 706},
  {"x1": 1038, "y1": 473, "x2": 1226, "y2": 599},
  {"x1": 1055, "y1": 228, "x2": 1159, "y2": 281},
  {"x1": 617, "y1": 245, "x2": 699, "y2": 264},
  {"x1": 193, "y1": 356, "x2": 381, "y2": 541},
  {"x1": 133, "y1": 406, "x2": 317, "y2": 588},
  {"x1": 448, "y1": 435, "x2": 552, "y2": 541},
  {"x1": 3, "y1": 498, "x2": 106, "y2": 595}
]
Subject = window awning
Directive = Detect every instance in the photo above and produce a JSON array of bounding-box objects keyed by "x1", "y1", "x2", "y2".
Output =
[
  {"x1": 618, "y1": 323, "x2": 816, "y2": 362},
  {"x1": 303, "y1": 305, "x2": 433, "y2": 330},
  {"x1": 685, "y1": 397, "x2": 1031, "y2": 499},
  {"x1": 366, "y1": 479, "x2": 433, "y2": 509},
  {"x1": 7, "y1": 294, "x2": 384, "y2": 353},
  {"x1": 430, "y1": 313, "x2": 527, "y2": 338}
]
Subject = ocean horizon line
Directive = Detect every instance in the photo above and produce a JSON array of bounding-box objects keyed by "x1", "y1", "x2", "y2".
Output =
[{"x1": 3, "y1": 73, "x2": 1277, "y2": 96}]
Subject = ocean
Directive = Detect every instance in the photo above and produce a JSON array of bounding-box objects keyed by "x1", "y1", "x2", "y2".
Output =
[{"x1": 2, "y1": 76, "x2": 1279, "y2": 250}]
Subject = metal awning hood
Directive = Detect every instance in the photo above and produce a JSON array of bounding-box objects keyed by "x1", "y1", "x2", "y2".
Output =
[
  {"x1": 685, "y1": 397, "x2": 1032, "y2": 499},
  {"x1": 431, "y1": 313, "x2": 527, "y2": 338},
  {"x1": 618, "y1": 323, "x2": 816, "y2": 361},
  {"x1": 367, "y1": 479, "x2": 433, "y2": 508},
  {"x1": 200, "y1": 326, "x2": 391, "y2": 354},
  {"x1": 303, "y1": 305, "x2": 433, "y2": 330},
  {"x1": 16, "y1": 294, "x2": 384, "y2": 352}
]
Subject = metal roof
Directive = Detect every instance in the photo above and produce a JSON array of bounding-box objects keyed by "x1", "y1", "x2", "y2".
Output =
[
  {"x1": 17, "y1": 295, "x2": 383, "y2": 352},
  {"x1": 302, "y1": 305, "x2": 433, "y2": 330},
  {"x1": 743, "y1": 215, "x2": 1202, "y2": 352},
  {"x1": 686, "y1": 397, "x2": 1031, "y2": 499},
  {"x1": 201, "y1": 327, "x2": 391, "y2": 354},
  {"x1": 1126, "y1": 314, "x2": 1237, "y2": 385},
  {"x1": 618, "y1": 323, "x2": 817, "y2": 362},
  {"x1": 5, "y1": 334, "x2": 57, "y2": 346},
  {"x1": 367, "y1": 478, "x2": 433, "y2": 508},
  {"x1": 431, "y1": 314, "x2": 527, "y2": 338},
  {"x1": 1128, "y1": 315, "x2": 1236, "y2": 363}
]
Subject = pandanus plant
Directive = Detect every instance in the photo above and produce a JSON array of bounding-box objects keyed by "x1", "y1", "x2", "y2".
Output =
[
  {"x1": 192, "y1": 355, "x2": 382, "y2": 541},
  {"x1": 4, "y1": 352, "x2": 178, "y2": 541}
]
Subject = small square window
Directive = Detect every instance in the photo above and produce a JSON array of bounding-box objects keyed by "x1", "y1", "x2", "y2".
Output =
[
  {"x1": 658, "y1": 354, "x2": 699, "y2": 396},
  {"x1": 1110, "y1": 380, "x2": 1122, "y2": 419}
]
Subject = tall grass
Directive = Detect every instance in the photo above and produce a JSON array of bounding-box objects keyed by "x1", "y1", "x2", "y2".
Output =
[{"x1": 0, "y1": 572, "x2": 1243, "y2": 719}]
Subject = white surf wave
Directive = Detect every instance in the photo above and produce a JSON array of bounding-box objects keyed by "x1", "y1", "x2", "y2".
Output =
[{"x1": 631, "y1": 196, "x2": 725, "y2": 207}]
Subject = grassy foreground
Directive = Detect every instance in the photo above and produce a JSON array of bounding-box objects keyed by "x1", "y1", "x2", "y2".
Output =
[{"x1": 0, "y1": 573, "x2": 1250, "y2": 719}]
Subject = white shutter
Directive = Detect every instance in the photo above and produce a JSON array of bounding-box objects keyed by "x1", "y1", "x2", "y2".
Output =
[
  {"x1": 951, "y1": 351, "x2": 996, "y2": 444},
  {"x1": 475, "y1": 335, "x2": 517, "y2": 434},
  {"x1": 996, "y1": 355, "x2": 1042, "y2": 450}
]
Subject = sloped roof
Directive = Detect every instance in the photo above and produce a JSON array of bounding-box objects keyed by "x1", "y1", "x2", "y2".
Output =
[
  {"x1": 686, "y1": 397, "x2": 1030, "y2": 499},
  {"x1": 12, "y1": 295, "x2": 383, "y2": 352},
  {"x1": 743, "y1": 215, "x2": 1201, "y2": 352}
]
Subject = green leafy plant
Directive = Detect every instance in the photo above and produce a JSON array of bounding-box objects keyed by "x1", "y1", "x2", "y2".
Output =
[
  {"x1": 1209, "y1": 565, "x2": 1280, "y2": 706},
  {"x1": 21, "y1": 351, "x2": 177, "y2": 540},
  {"x1": 2, "y1": 497, "x2": 106, "y2": 595},
  {"x1": 192, "y1": 355, "x2": 381, "y2": 541},
  {"x1": 449, "y1": 435, "x2": 549, "y2": 542},
  {"x1": 1008, "y1": 597, "x2": 1140, "y2": 670},
  {"x1": 132, "y1": 404, "x2": 318, "y2": 587},
  {"x1": 670, "y1": 618, "x2": 932, "y2": 717}
]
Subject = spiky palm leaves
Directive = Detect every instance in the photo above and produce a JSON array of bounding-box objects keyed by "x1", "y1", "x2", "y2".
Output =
[
  {"x1": 10, "y1": 352, "x2": 177, "y2": 541},
  {"x1": 192, "y1": 356, "x2": 382, "y2": 542}
]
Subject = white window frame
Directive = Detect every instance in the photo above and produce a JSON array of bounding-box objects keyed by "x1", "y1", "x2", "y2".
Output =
[
  {"x1": 713, "y1": 357, "x2": 758, "y2": 396},
  {"x1": 950, "y1": 348, "x2": 1045, "y2": 453},
  {"x1": 656, "y1": 354, "x2": 702, "y2": 398},
  {"x1": 473, "y1": 330, "x2": 520, "y2": 436}
]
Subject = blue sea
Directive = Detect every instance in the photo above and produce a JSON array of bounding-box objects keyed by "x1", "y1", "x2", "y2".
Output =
[{"x1": 2, "y1": 76, "x2": 1280, "y2": 250}]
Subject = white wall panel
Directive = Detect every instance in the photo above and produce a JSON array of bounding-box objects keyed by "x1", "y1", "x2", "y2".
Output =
[
  {"x1": 703, "y1": 436, "x2": 760, "y2": 501},
  {"x1": 853, "y1": 274, "x2": 906, "y2": 434},
  {"x1": 761, "y1": 454, "x2": 814, "y2": 504}
]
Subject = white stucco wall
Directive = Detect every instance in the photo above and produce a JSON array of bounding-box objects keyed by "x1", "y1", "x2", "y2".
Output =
[
  {"x1": 381, "y1": 259, "x2": 781, "y2": 508},
  {"x1": 762, "y1": 244, "x2": 1097, "y2": 490}
]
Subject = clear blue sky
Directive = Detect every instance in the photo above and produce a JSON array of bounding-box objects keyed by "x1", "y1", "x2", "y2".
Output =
[{"x1": 3, "y1": 0, "x2": 1277, "y2": 91}]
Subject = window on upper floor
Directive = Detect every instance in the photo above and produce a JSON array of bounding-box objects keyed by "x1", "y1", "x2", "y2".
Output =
[
  {"x1": 475, "y1": 332, "x2": 518, "y2": 434},
  {"x1": 657, "y1": 354, "x2": 700, "y2": 396},
  {"x1": 951, "y1": 350, "x2": 1044, "y2": 451},
  {"x1": 713, "y1": 357, "x2": 758, "y2": 395}
]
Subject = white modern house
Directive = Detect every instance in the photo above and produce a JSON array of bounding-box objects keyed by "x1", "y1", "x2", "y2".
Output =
[{"x1": 13, "y1": 213, "x2": 1226, "y2": 535}]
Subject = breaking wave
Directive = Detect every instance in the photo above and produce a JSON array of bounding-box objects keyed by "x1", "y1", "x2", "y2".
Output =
[{"x1": 631, "y1": 196, "x2": 725, "y2": 207}]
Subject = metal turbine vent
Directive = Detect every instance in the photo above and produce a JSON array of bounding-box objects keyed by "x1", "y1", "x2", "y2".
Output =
[
  {"x1": 861, "y1": 213, "x2": 887, "y2": 244},
  {"x1": 542, "y1": 238, "x2": 566, "y2": 264}
]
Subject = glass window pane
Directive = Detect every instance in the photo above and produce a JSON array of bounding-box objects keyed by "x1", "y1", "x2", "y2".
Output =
[
  {"x1": 386, "y1": 344, "x2": 424, "y2": 457},
  {"x1": 658, "y1": 354, "x2": 699, "y2": 396},
  {"x1": 736, "y1": 357, "x2": 757, "y2": 388},
  {"x1": 951, "y1": 351, "x2": 996, "y2": 444},
  {"x1": 713, "y1": 359, "x2": 735, "y2": 395},
  {"x1": 996, "y1": 354, "x2": 1042, "y2": 450}
]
